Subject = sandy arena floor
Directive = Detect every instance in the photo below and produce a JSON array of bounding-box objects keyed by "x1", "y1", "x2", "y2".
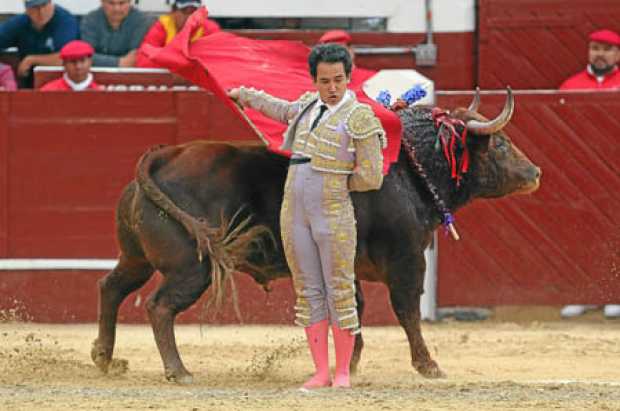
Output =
[{"x1": 1, "y1": 316, "x2": 620, "y2": 411}]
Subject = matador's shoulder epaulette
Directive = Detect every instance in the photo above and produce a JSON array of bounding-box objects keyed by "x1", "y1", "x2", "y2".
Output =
[
  {"x1": 345, "y1": 103, "x2": 387, "y2": 148},
  {"x1": 298, "y1": 91, "x2": 319, "y2": 108}
]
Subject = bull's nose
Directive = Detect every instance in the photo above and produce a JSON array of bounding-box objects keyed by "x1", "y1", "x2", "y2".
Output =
[{"x1": 528, "y1": 166, "x2": 542, "y2": 180}]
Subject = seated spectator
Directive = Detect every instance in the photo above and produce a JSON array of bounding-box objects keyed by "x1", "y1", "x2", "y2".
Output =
[
  {"x1": 81, "y1": 0, "x2": 153, "y2": 67},
  {"x1": 40, "y1": 40, "x2": 101, "y2": 91},
  {"x1": 0, "y1": 0, "x2": 79, "y2": 88},
  {"x1": 0, "y1": 63, "x2": 18, "y2": 90},
  {"x1": 136, "y1": 0, "x2": 219, "y2": 68},
  {"x1": 559, "y1": 29, "x2": 620, "y2": 90}
]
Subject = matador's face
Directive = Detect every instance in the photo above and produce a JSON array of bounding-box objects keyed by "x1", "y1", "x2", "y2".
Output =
[{"x1": 313, "y1": 62, "x2": 350, "y2": 106}]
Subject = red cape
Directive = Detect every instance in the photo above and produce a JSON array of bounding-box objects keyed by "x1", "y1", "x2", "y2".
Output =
[{"x1": 144, "y1": 8, "x2": 401, "y2": 174}]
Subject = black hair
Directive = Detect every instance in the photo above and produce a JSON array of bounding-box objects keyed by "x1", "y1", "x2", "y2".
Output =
[{"x1": 308, "y1": 43, "x2": 352, "y2": 80}]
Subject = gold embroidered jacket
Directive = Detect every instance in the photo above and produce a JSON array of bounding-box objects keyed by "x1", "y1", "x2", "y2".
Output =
[{"x1": 238, "y1": 87, "x2": 387, "y2": 191}]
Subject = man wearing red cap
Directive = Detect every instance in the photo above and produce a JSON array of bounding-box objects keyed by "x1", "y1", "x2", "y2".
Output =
[
  {"x1": 559, "y1": 28, "x2": 620, "y2": 319},
  {"x1": 559, "y1": 29, "x2": 620, "y2": 90},
  {"x1": 136, "y1": 0, "x2": 219, "y2": 68},
  {"x1": 318, "y1": 29, "x2": 380, "y2": 86},
  {"x1": 319, "y1": 30, "x2": 355, "y2": 62},
  {"x1": 40, "y1": 40, "x2": 101, "y2": 91}
]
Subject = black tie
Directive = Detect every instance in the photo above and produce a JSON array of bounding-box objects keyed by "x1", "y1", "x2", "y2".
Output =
[{"x1": 310, "y1": 104, "x2": 328, "y2": 131}]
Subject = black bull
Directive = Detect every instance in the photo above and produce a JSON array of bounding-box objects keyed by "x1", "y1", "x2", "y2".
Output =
[{"x1": 91, "y1": 91, "x2": 541, "y2": 383}]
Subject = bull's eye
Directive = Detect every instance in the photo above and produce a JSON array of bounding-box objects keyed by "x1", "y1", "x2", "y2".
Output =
[{"x1": 495, "y1": 139, "x2": 509, "y2": 154}]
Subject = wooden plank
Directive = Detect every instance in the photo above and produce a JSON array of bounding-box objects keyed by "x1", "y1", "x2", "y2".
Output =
[
  {"x1": 175, "y1": 92, "x2": 261, "y2": 144},
  {"x1": 0, "y1": 93, "x2": 8, "y2": 256},
  {"x1": 478, "y1": 0, "x2": 620, "y2": 89},
  {"x1": 436, "y1": 91, "x2": 620, "y2": 305},
  {"x1": 7, "y1": 92, "x2": 177, "y2": 258},
  {"x1": 34, "y1": 68, "x2": 193, "y2": 90},
  {"x1": 0, "y1": 269, "x2": 395, "y2": 324}
]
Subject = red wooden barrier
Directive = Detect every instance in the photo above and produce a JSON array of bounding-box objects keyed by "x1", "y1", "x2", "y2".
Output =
[
  {"x1": 478, "y1": 0, "x2": 620, "y2": 89},
  {"x1": 1, "y1": 90, "x2": 618, "y2": 322},
  {"x1": 436, "y1": 90, "x2": 620, "y2": 305}
]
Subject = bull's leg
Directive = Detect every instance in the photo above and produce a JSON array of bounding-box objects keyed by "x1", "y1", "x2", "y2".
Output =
[
  {"x1": 388, "y1": 263, "x2": 445, "y2": 379},
  {"x1": 350, "y1": 280, "x2": 364, "y2": 374},
  {"x1": 92, "y1": 256, "x2": 154, "y2": 373},
  {"x1": 146, "y1": 266, "x2": 210, "y2": 384}
]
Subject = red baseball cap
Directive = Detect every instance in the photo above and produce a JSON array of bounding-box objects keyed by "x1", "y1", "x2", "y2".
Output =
[
  {"x1": 318, "y1": 30, "x2": 352, "y2": 45},
  {"x1": 60, "y1": 40, "x2": 94, "y2": 61},
  {"x1": 589, "y1": 29, "x2": 620, "y2": 47}
]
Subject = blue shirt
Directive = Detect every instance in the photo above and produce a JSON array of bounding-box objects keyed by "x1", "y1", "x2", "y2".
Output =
[{"x1": 0, "y1": 5, "x2": 79, "y2": 57}]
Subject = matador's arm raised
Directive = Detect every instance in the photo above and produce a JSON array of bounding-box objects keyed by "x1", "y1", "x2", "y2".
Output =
[{"x1": 237, "y1": 86, "x2": 305, "y2": 124}]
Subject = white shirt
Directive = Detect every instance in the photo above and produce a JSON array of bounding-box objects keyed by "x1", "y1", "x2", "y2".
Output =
[
  {"x1": 63, "y1": 73, "x2": 94, "y2": 91},
  {"x1": 309, "y1": 90, "x2": 353, "y2": 129}
]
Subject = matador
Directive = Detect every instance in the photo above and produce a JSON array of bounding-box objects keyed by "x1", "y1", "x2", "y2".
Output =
[{"x1": 228, "y1": 44, "x2": 386, "y2": 390}]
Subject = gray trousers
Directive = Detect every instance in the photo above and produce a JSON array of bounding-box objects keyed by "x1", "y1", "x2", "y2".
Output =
[{"x1": 280, "y1": 163, "x2": 359, "y2": 331}]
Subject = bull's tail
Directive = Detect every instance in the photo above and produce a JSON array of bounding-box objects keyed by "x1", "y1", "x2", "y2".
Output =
[{"x1": 135, "y1": 144, "x2": 273, "y2": 317}]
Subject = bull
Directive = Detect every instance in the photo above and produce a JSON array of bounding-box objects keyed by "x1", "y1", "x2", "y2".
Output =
[{"x1": 91, "y1": 89, "x2": 541, "y2": 383}]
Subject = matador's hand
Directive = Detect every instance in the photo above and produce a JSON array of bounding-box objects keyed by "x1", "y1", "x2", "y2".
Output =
[{"x1": 227, "y1": 88, "x2": 240, "y2": 102}]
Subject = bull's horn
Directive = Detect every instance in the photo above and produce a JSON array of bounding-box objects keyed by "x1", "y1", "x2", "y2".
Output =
[
  {"x1": 467, "y1": 86, "x2": 481, "y2": 112},
  {"x1": 466, "y1": 87, "x2": 514, "y2": 135}
]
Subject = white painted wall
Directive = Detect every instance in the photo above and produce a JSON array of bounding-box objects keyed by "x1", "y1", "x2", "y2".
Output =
[{"x1": 1, "y1": 0, "x2": 475, "y2": 33}]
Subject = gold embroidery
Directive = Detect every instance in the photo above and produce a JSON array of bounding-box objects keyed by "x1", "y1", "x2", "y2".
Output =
[
  {"x1": 345, "y1": 104, "x2": 387, "y2": 148},
  {"x1": 280, "y1": 167, "x2": 311, "y2": 328},
  {"x1": 322, "y1": 173, "x2": 359, "y2": 332},
  {"x1": 348, "y1": 131, "x2": 384, "y2": 192},
  {"x1": 311, "y1": 157, "x2": 355, "y2": 173}
]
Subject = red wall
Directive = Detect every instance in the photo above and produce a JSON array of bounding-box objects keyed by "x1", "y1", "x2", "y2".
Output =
[
  {"x1": 0, "y1": 91, "x2": 396, "y2": 324},
  {"x1": 478, "y1": 0, "x2": 620, "y2": 89},
  {"x1": 436, "y1": 90, "x2": 620, "y2": 305},
  {"x1": 1, "y1": 90, "x2": 619, "y2": 323}
]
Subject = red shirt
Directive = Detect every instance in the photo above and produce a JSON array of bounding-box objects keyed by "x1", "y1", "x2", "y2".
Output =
[
  {"x1": 559, "y1": 66, "x2": 620, "y2": 90},
  {"x1": 40, "y1": 76, "x2": 101, "y2": 91},
  {"x1": 136, "y1": 15, "x2": 220, "y2": 68}
]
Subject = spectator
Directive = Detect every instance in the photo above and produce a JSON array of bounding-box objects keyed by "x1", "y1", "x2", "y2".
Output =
[
  {"x1": 318, "y1": 30, "x2": 355, "y2": 63},
  {"x1": 81, "y1": 0, "x2": 152, "y2": 67},
  {"x1": 318, "y1": 29, "x2": 378, "y2": 85},
  {"x1": 559, "y1": 28, "x2": 620, "y2": 319},
  {"x1": 0, "y1": 0, "x2": 79, "y2": 88},
  {"x1": 559, "y1": 29, "x2": 620, "y2": 90},
  {"x1": 0, "y1": 64, "x2": 18, "y2": 90},
  {"x1": 40, "y1": 40, "x2": 101, "y2": 91},
  {"x1": 136, "y1": 0, "x2": 219, "y2": 68}
]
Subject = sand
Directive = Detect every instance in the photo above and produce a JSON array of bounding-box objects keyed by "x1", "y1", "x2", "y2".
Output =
[{"x1": 1, "y1": 317, "x2": 620, "y2": 410}]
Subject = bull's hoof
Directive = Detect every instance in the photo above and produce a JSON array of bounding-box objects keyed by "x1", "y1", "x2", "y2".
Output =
[
  {"x1": 91, "y1": 339, "x2": 111, "y2": 373},
  {"x1": 165, "y1": 370, "x2": 194, "y2": 385},
  {"x1": 414, "y1": 360, "x2": 446, "y2": 379}
]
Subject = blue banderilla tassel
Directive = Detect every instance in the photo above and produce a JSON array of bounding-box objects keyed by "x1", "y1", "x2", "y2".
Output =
[
  {"x1": 401, "y1": 84, "x2": 427, "y2": 105},
  {"x1": 376, "y1": 89, "x2": 392, "y2": 108},
  {"x1": 442, "y1": 212, "x2": 460, "y2": 241}
]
